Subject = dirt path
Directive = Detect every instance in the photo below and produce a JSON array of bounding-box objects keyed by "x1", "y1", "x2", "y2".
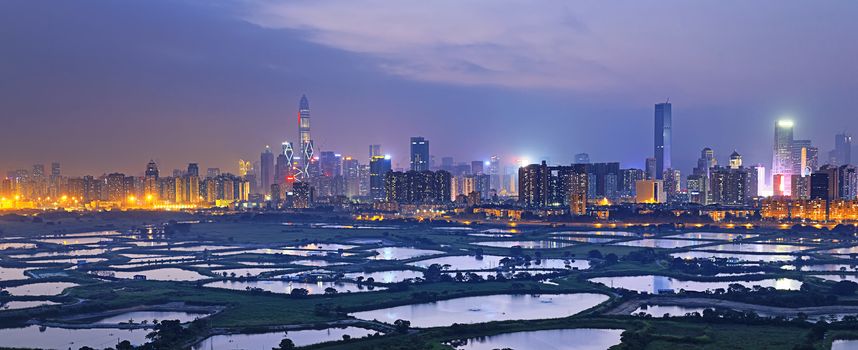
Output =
[{"x1": 605, "y1": 296, "x2": 858, "y2": 318}]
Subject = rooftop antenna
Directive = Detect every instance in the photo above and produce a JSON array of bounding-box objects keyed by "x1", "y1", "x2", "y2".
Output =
[{"x1": 666, "y1": 97, "x2": 670, "y2": 103}]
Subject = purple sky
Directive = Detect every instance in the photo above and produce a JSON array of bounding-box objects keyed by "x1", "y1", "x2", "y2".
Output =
[{"x1": 1, "y1": 0, "x2": 857, "y2": 176}]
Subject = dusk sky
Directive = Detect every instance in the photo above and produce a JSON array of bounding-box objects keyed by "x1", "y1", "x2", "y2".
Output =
[{"x1": 2, "y1": 0, "x2": 857, "y2": 177}]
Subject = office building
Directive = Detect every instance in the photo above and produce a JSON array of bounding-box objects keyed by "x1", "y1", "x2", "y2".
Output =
[
  {"x1": 645, "y1": 157, "x2": 657, "y2": 180},
  {"x1": 369, "y1": 144, "x2": 382, "y2": 158},
  {"x1": 410, "y1": 137, "x2": 430, "y2": 171},
  {"x1": 298, "y1": 95, "x2": 314, "y2": 179},
  {"x1": 654, "y1": 102, "x2": 672, "y2": 179},
  {"x1": 829, "y1": 133, "x2": 853, "y2": 166},
  {"x1": 772, "y1": 120, "x2": 794, "y2": 177},
  {"x1": 635, "y1": 180, "x2": 665, "y2": 204}
]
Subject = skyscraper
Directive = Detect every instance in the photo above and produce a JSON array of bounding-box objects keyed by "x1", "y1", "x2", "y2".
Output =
[
  {"x1": 772, "y1": 120, "x2": 794, "y2": 176},
  {"x1": 298, "y1": 95, "x2": 314, "y2": 179},
  {"x1": 729, "y1": 151, "x2": 742, "y2": 169},
  {"x1": 489, "y1": 155, "x2": 501, "y2": 192},
  {"x1": 654, "y1": 102, "x2": 672, "y2": 180},
  {"x1": 369, "y1": 144, "x2": 382, "y2": 158},
  {"x1": 410, "y1": 137, "x2": 429, "y2": 171},
  {"x1": 343, "y1": 156, "x2": 360, "y2": 198},
  {"x1": 791, "y1": 139, "x2": 817, "y2": 176},
  {"x1": 260, "y1": 146, "x2": 274, "y2": 195},
  {"x1": 829, "y1": 133, "x2": 853, "y2": 166},
  {"x1": 369, "y1": 155, "x2": 392, "y2": 200},
  {"x1": 145, "y1": 160, "x2": 159, "y2": 178},
  {"x1": 187, "y1": 163, "x2": 199, "y2": 177},
  {"x1": 645, "y1": 157, "x2": 657, "y2": 180},
  {"x1": 695, "y1": 148, "x2": 716, "y2": 176},
  {"x1": 238, "y1": 160, "x2": 251, "y2": 177}
]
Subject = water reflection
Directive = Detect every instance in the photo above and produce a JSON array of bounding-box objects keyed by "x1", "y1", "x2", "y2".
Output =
[
  {"x1": 4, "y1": 282, "x2": 78, "y2": 296},
  {"x1": 471, "y1": 241, "x2": 576, "y2": 249},
  {"x1": 614, "y1": 239, "x2": 706, "y2": 249},
  {"x1": 96, "y1": 311, "x2": 209, "y2": 324},
  {"x1": 204, "y1": 280, "x2": 383, "y2": 294},
  {"x1": 351, "y1": 293, "x2": 609, "y2": 328},
  {"x1": 0, "y1": 325, "x2": 148, "y2": 349},
  {"x1": 367, "y1": 247, "x2": 444, "y2": 260},
  {"x1": 344, "y1": 270, "x2": 425, "y2": 283},
  {"x1": 193, "y1": 327, "x2": 374, "y2": 349},
  {"x1": 451, "y1": 328, "x2": 623, "y2": 350},
  {"x1": 589, "y1": 275, "x2": 802, "y2": 294}
]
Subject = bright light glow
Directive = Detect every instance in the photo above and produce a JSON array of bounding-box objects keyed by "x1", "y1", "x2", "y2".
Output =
[
  {"x1": 384, "y1": 154, "x2": 391, "y2": 160},
  {"x1": 484, "y1": 161, "x2": 491, "y2": 166},
  {"x1": 777, "y1": 119, "x2": 794, "y2": 128}
]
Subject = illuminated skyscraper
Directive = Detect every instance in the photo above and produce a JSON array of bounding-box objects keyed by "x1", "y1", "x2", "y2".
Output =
[
  {"x1": 654, "y1": 102, "x2": 672, "y2": 180},
  {"x1": 238, "y1": 160, "x2": 251, "y2": 177},
  {"x1": 260, "y1": 146, "x2": 274, "y2": 195},
  {"x1": 791, "y1": 139, "x2": 817, "y2": 176},
  {"x1": 489, "y1": 155, "x2": 501, "y2": 192},
  {"x1": 144, "y1": 160, "x2": 159, "y2": 203},
  {"x1": 370, "y1": 155, "x2": 392, "y2": 200},
  {"x1": 663, "y1": 168, "x2": 681, "y2": 202},
  {"x1": 298, "y1": 95, "x2": 314, "y2": 179},
  {"x1": 772, "y1": 120, "x2": 794, "y2": 176},
  {"x1": 410, "y1": 137, "x2": 429, "y2": 171},
  {"x1": 729, "y1": 151, "x2": 742, "y2": 169},
  {"x1": 343, "y1": 156, "x2": 360, "y2": 198}
]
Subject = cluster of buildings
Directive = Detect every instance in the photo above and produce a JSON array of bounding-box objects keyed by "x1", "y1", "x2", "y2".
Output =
[
  {"x1": 0, "y1": 160, "x2": 251, "y2": 210},
  {"x1": 3, "y1": 97, "x2": 857, "y2": 223}
]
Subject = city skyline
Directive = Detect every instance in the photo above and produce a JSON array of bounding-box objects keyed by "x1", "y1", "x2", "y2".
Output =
[{"x1": 2, "y1": 1, "x2": 858, "y2": 177}]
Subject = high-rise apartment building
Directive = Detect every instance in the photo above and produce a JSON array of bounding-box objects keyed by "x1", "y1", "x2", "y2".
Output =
[{"x1": 369, "y1": 155, "x2": 392, "y2": 200}]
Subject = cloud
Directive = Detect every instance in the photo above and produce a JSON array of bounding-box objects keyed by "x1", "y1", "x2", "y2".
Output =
[
  {"x1": 242, "y1": 0, "x2": 858, "y2": 102},
  {"x1": 243, "y1": 0, "x2": 617, "y2": 89}
]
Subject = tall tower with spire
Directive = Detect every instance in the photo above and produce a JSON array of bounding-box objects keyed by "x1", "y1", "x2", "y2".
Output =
[{"x1": 298, "y1": 95, "x2": 314, "y2": 179}]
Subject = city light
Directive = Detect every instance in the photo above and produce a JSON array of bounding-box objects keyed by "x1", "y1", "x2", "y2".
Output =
[{"x1": 777, "y1": 119, "x2": 794, "y2": 128}]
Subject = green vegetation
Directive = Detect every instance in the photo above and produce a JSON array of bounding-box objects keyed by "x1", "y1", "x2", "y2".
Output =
[{"x1": 3, "y1": 212, "x2": 858, "y2": 349}]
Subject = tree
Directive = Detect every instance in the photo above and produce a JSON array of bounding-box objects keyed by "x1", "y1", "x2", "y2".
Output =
[
  {"x1": 290, "y1": 288, "x2": 310, "y2": 297},
  {"x1": 324, "y1": 287, "x2": 338, "y2": 295},
  {"x1": 79, "y1": 347, "x2": 96, "y2": 350},
  {"x1": 145, "y1": 320, "x2": 186, "y2": 349},
  {"x1": 273, "y1": 338, "x2": 295, "y2": 350},
  {"x1": 394, "y1": 319, "x2": 411, "y2": 333},
  {"x1": 587, "y1": 249, "x2": 603, "y2": 259},
  {"x1": 605, "y1": 253, "x2": 619, "y2": 265},
  {"x1": 116, "y1": 340, "x2": 134, "y2": 350},
  {"x1": 831, "y1": 280, "x2": 858, "y2": 296}
]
